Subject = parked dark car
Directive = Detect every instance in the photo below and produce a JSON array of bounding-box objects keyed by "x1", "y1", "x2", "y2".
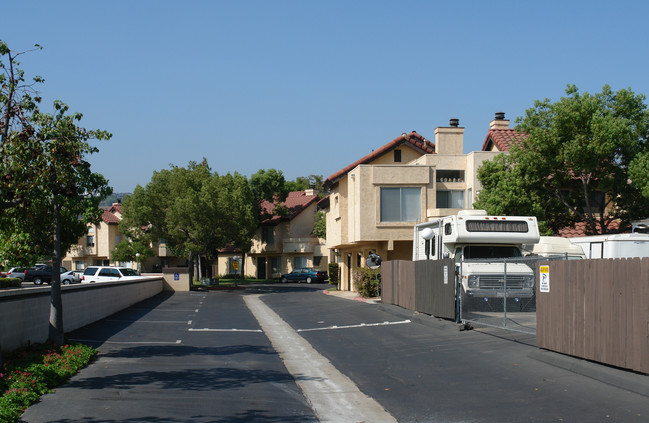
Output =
[
  {"x1": 280, "y1": 268, "x2": 328, "y2": 284},
  {"x1": 24, "y1": 266, "x2": 68, "y2": 285}
]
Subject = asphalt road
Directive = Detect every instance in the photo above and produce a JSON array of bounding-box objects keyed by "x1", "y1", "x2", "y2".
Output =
[{"x1": 20, "y1": 283, "x2": 649, "y2": 423}]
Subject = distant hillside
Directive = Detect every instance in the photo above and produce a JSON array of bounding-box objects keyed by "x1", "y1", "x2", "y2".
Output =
[{"x1": 100, "y1": 193, "x2": 130, "y2": 208}]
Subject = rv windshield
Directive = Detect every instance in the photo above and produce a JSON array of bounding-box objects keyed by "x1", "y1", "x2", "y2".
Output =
[{"x1": 462, "y1": 245, "x2": 523, "y2": 259}]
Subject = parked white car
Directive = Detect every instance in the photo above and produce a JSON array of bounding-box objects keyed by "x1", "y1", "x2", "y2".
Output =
[{"x1": 81, "y1": 266, "x2": 142, "y2": 283}]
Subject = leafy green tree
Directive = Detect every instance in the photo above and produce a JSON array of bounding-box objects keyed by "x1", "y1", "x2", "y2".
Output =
[
  {"x1": 121, "y1": 160, "x2": 259, "y2": 286},
  {"x1": 477, "y1": 85, "x2": 649, "y2": 235},
  {"x1": 285, "y1": 174, "x2": 324, "y2": 193},
  {"x1": 313, "y1": 210, "x2": 326, "y2": 239},
  {"x1": 250, "y1": 168, "x2": 288, "y2": 204},
  {"x1": 111, "y1": 238, "x2": 154, "y2": 269},
  {"x1": 1, "y1": 41, "x2": 44, "y2": 211},
  {"x1": 0, "y1": 42, "x2": 111, "y2": 344},
  {"x1": 217, "y1": 172, "x2": 258, "y2": 277}
]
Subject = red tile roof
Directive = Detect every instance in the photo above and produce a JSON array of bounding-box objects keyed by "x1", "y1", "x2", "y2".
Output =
[
  {"x1": 324, "y1": 131, "x2": 435, "y2": 187},
  {"x1": 557, "y1": 220, "x2": 627, "y2": 237},
  {"x1": 217, "y1": 243, "x2": 240, "y2": 254},
  {"x1": 101, "y1": 203, "x2": 123, "y2": 224},
  {"x1": 481, "y1": 128, "x2": 528, "y2": 152},
  {"x1": 260, "y1": 190, "x2": 319, "y2": 225}
]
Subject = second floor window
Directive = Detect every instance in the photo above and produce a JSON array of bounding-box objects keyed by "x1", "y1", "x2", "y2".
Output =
[
  {"x1": 437, "y1": 190, "x2": 465, "y2": 209},
  {"x1": 86, "y1": 235, "x2": 95, "y2": 247},
  {"x1": 262, "y1": 227, "x2": 275, "y2": 244},
  {"x1": 380, "y1": 187, "x2": 421, "y2": 222}
]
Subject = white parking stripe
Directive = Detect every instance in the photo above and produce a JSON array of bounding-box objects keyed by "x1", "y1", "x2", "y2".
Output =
[
  {"x1": 244, "y1": 294, "x2": 397, "y2": 423},
  {"x1": 297, "y1": 319, "x2": 411, "y2": 333},
  {"x1": 188, "y1": 328, "x2": 263, "y2": 333},
  {"x1": 104, "y1": 319, "x2": 189, "y2": 324}
]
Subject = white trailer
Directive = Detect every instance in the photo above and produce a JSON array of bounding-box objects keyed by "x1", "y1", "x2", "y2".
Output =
[
  {"x1": 569, "y1": 233, "x2": 649, "y2": 259},
  {"x1": 522, "y1": 236, "x2": 586, "y2": 259},
  {"x1": 413, "y1": 210, "x2": 540, "y2": 302}
]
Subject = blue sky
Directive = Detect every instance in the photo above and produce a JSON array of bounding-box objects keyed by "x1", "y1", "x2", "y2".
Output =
[{"x1": 4, "y1": 1, "x2": 649, "y2": 193}]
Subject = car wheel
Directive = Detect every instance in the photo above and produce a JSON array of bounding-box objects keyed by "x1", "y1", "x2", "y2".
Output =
[
  {"x1": 280, "y1": 277, "x2": 288, "y2": 283},
  {"x1": 306, "y1": 276, "x2": 312, "y2": 284},
  {"x1": 63, "y1": 279, "x2": 70, "y2": 285},
  {"x1": 33, "y1": 277, "x2": 42, "y2": 285}
]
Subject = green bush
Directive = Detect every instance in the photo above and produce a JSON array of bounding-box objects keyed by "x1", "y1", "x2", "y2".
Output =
[
  {"x1": 327, "y1": 263, "x2": 340, "y2": 286},
  {"x1": 352, "y1": 267, "x2": 381, "y2": 298},
  {"x1": 0, "y1": 342, "x2": 97, "y2": 423},
  {"x1": 0, "y1": 278, "x2": 22, "y2": 289}
]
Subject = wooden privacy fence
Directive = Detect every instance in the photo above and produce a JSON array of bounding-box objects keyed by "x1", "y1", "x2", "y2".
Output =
[
  {"x1": 537, "y1": 258, "x2": 649, "y2": 374},
  {"x1": 382, "y1": 259, "x2": 456, "y2": 320}
]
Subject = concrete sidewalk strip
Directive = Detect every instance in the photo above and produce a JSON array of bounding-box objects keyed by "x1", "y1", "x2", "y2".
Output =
[{"x1": 244, "y1": 294, "x2": 398, "y2": 423}]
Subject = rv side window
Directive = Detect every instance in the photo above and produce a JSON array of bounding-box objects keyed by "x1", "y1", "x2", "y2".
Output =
[
  {"x1": 445, "y1": 223, "x2": 452, "y2": 235},
  {"x1": 454, "y1": 247, "x2": 463, "y2": 260}
]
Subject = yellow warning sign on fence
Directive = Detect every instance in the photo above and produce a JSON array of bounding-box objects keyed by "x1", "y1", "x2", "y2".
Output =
[{"x1": 539, "y1": 265, "x2": 550, "y2": 293}]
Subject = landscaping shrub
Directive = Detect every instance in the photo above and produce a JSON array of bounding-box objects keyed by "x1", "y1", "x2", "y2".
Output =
[
  {"x1": 0, "y1": 342, "x2": 96, "y2": 423},
  {"x1": 352, "y1": 267, "x2": 381, "y2": 298},
  {"x1": 0, "y1": 278, "x2": 21, "y2": 289},
  {"x1": 328, "y1": 263, "x2": 340, "y2": 286}
]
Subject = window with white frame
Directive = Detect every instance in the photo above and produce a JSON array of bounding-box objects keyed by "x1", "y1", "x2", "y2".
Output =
[
  {"x1": 437, "y1": 190, "x2": 465, "y2": 209},
  {"x1": 380, "y1": 187, "x2": 421, "y2": 222}
]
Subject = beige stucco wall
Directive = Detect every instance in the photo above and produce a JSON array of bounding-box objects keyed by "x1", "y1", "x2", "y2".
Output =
[
  {"x1": 370, "y1": 144, "x2": 426, "y2": 165},
  {"x1": 0, "y1": 278, "x2": 163, "y2": 351},
  {"x1": 325, "y1": 142, "x2": 503, "y2": 290}
]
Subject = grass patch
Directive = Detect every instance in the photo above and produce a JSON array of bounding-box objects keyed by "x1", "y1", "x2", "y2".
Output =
[{"x1": 0, "y1": 342, "x2": 97, "y2": 423}]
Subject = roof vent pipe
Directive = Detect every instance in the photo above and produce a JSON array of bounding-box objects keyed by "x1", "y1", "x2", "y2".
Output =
[{"x1": 449, "y1": 118, "x2": 459, "y2": 127}]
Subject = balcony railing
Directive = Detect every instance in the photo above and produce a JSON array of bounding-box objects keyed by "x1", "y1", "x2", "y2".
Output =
[{"x1": 282, "y1": 237, "x2": 316, "y2": 253}]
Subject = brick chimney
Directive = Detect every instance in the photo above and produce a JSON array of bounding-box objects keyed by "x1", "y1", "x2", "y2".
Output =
[
  {"x1": 434, "y1": 118, "x2": 464, "y2": 155},
  {"x1": 490, "y1": 112, "x2": 510, "y2": 129}
]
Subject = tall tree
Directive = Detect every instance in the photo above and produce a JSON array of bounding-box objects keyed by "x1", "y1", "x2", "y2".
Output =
[
  {"x1": 476, "y1": 85, "x2": 649, "y2": 235},
  {"x1": 250, "y1": 168, "x2": 288, "y2": 205},
  {"x1": 1, "y1": 41, "x2": 44, "y2": 211},
  {"x1": 1, "y1": 40, "x2": 111, "y2": 350},
  {"x1": 217, "y1": 172, "x2": 258, "y2": 277},
  {"x1": 121, "y1": 161, "x2": 259, "y2": 287},
  {"x1": 285, "y1": 174, "x2": 324, "y2": 193},
  {"x1": 21, "y1": 102, "x2": 111, "y2": 344}
]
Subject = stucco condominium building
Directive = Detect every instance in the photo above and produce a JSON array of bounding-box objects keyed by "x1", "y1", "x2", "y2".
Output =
[
  {"x1": 63, "y1": 202, "x2": 185, "y2": 272},
  {"x1": 217, "y1": 189, "x2": 328, "y2": 279},
  {"x1": 63, "y1": 203, "x2": 129, "y2": 270},
  {"x1": 322, "y1": 113, "x2": 522, "y2": 291}
]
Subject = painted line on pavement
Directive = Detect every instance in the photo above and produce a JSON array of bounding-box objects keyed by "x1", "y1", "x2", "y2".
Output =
[
  {"x1": 297, "y1": 319, "x2": 411, "y2": 333},
  {"x1": 104, "y1": 319, "x2": 189, "y2": 324},
  {"x1": 244, "y1": 294, "x2": 397, "y2": 423},
  {"x1": 188, "y1": 328, "x2": 263, "y2": 333},
  {"x1": 128, "y1": 308, "x2": 198, "y2": 312}
]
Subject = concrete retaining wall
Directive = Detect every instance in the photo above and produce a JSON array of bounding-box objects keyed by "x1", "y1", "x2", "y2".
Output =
[{"x1": 0, "y1": 277, "x2": 163, "y2": 351}]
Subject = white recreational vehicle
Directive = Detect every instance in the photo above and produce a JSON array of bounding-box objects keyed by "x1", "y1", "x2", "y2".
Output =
[
  {"x1": 569, "y1": 233, "x2": 649, "y2": 259},
  {"x1": 522, "y1": 236, "x2": 586, "y2": 259},
  {"x1": 413, "y1": 210, "x2": 540, "y2": 303}
]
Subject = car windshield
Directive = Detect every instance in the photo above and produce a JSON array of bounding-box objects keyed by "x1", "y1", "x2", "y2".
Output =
[{"x1": 120, "y1": 268, "x2": 139, "y2": 276}]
